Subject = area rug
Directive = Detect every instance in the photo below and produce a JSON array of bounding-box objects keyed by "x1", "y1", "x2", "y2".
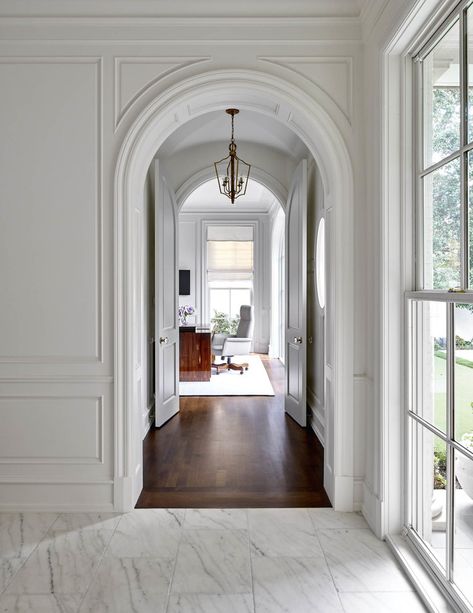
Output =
[{"x1": 179, "y1": 354, "x2": 275, "y2": 396}]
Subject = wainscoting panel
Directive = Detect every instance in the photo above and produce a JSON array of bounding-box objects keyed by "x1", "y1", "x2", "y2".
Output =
[
  {"x1": 0, "y1": 381, "x2": 113, "y2": 510},
  {"x1": 0, "y1": 396, "x2": 103, "y2": 463},
  {"x1": 0, "y1": 58, "x2": 103, "y2": 366}
]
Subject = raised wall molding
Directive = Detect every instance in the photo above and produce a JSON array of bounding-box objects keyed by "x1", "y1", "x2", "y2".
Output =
[
  {"x1": 0, "y1": 56, "x2": 104, "y2": 365},
  {"x1": 258, "y1": 56, "x2": 353, "y2": 123},
  {"x1": 114, "y1": 56, "x2": 211, "y2": 128},
  {"x1": 187, "y1": 99, "x2": 280, "y2": 119},
  {"x1": 0, "y1": 395, "x2": 104, "y2": 465}
]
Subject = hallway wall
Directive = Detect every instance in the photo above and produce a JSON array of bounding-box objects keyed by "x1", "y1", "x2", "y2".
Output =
[
  {"x1": 307, "y1": 160, "x2": 326, "y2": 446},
  {"x1": 0, "y1": 0, "x2": 424, "y2": 518},
  {"x1": 177, "y1": 212, "x2": 272, "y2": 355}
]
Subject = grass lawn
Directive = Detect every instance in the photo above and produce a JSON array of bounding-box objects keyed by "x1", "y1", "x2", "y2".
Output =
[{"x1": 435, "y1": 355, "x2": 473, "y2": 450}]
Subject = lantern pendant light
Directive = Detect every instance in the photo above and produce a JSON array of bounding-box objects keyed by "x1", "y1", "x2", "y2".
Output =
[{"x1": 214, "y1": 109, "x2": 251, "y2": 204}]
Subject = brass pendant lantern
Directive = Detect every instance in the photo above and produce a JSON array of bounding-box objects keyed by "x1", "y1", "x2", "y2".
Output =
[{"x1": 214, "y1": 109, "x2": 251, "y2": 204}]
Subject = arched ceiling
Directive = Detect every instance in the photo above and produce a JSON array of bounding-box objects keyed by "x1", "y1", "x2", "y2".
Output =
[
  {"x1": 158, "y1": 108, "x2": 309, "y2": 214},
  {"x1": 181, "y1": 178, "x2": 279, "y2": 214},
  {"x1": 158, "y1": 109, "x2": 308, "y2": 159}
]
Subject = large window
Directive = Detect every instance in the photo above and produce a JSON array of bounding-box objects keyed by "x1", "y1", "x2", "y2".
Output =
[
  {"x1": 206, "y1": 225, "x2": 254, "y2": 323},
  {"x1": 409, "y1": 4, "x2": 473, "y2": 610}
]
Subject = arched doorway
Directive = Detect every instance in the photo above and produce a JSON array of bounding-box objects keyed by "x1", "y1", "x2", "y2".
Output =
[{"x1": 114, "y1": 70, "x2": 354, "y2": 512}]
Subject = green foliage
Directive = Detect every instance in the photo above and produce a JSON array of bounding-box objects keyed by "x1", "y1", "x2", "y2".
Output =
[
  {"x1": 210, "y1": 310, "x2": 239, "y2": 335},
  {"x1": 431, "y1": 88, "x2": 461, "y2": 289},
  {"x1": 456, "y1": 335, "x2": 473, "y2": 350},
  {"x1": 435, "y1": 349, "x2": 473, "y2": 369},
  {"x1": 457, "y1": 303, "x2": 473, "y2": 314},
  {"x1": 434, "y1": 448, "x2": 447, "y2": 490}
]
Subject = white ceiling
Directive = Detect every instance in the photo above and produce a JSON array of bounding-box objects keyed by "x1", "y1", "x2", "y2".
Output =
[
  {"x1": 181, "y1": 178, "x2": 279, "y2": 214},
  {"x1": 159, "y1": 110, "x2": 306, "y2": 158}
]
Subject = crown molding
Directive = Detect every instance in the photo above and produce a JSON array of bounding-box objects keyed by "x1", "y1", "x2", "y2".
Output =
[
  {"x1": 0, "y1": 17, "x2": 362, "y2": 41},
  {"x1": 359, "y1": 0, "x2": 391, "y2": 40}
]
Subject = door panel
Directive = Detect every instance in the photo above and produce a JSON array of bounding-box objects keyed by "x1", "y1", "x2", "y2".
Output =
[
  {"x1": 154, "y1": 160, "x2": 179, "y2": 427},
  {"x1": 285, "y1": 159, "x2": 307, "y2": 426}
]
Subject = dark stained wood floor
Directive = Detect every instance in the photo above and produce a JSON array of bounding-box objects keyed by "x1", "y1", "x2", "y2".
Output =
[{"x1": 136, "y1": 356, "x2": 331, "y2": 508}]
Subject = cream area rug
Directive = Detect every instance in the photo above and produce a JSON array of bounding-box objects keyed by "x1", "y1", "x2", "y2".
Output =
[{"x1": 179, "y1": 354, "x2": 275, "y2": 396}]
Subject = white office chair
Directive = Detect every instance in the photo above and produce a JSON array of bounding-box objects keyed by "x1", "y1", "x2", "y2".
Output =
[{"x1": 211, "y1": 305, "x2": 254, "y2": 374}]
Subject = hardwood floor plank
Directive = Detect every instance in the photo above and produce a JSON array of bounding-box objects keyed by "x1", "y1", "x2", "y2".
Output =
[{"x1": 136, "y1": 356, "x2": 331, "y2": 508}]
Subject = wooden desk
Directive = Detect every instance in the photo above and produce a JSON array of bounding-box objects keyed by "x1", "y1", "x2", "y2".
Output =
[{"x1": 179, "y1": 326, "x2": 211, "y2": 381}]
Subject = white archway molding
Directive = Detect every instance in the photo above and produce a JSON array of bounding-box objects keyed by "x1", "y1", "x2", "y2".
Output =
[
  {"x1": 114, "y1": 69, "x2": 355, "y2": 512},
  {"x1": 175, "y1": 165, "x2": 287, "y2": 212}
]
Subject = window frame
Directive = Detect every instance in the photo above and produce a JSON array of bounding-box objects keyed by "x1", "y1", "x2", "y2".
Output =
[
  {"x1": 406, "y1": 3, "x2": 473, "y2": 609},
  {"x1": 202, "y1": 221, "x2": 258, "y2": 323},
  {"x1": 414, "y1": 0, "x2": 471, "y2": 292}
]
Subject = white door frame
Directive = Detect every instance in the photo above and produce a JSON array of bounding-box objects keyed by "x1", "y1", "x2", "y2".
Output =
[{"x1": 114, "y1": 69, "x2": 355, "y2": 512}]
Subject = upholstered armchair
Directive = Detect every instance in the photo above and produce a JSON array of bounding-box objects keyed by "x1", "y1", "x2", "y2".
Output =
[{"x1": 211, "y1": 305, "x2": 254, "y2": 374}]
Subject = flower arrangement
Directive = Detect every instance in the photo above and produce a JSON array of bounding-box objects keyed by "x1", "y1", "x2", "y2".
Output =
[{"x1": 178, "y1": 304, "x2": 195, "y2": 326}]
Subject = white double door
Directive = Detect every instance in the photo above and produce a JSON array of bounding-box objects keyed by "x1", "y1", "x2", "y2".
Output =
[
  {"x1": 284, "y1": 159, "x2": 308, "y2": 427},
  {"x1": 152, "y1": 158, "x2": 308, "y2": 430},
  {"x1": 154, "y1": 160, "x2": 180, "y2": 427}
]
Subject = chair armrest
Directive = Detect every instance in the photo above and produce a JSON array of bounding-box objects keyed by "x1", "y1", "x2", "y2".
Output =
[{"x1": 221, "y1": 337, "x2": 252, "y2": 356}]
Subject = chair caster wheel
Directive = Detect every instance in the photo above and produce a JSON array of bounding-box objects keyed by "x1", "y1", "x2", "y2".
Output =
[{"x1": 240, "y1": 371, "x2": 244, "y2": 375}]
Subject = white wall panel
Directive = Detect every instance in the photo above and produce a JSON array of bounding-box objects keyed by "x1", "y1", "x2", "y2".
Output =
[
  {"x1": 0, "y1": 59, "x2": 102, "y2": 363},
  {"x1": 0, "y1": 396, "x2": 103, "y2": 463},
  {"x1": 259, "y1": 57, "x2": 353, "y2": 122},
  {"x1": 114, "y1": 56, "x2": 210, "y2": 127},
  {"x1": 0, "y1": 4, "x2": 368, "y2": 511}
]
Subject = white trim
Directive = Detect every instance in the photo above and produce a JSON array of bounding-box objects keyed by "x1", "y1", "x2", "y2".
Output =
[
  {"x1": 386, "y1": 535, "x2": 457, "y2": 613},
  {"x1": 378, "y1": 0, "x2": 464, "y2": 547},
  {"x1": 307, "y1": 385, "x2": 325, "y2": 446},
  {"x1": 114, "y1": 69, "x2": 355, "y2": 512}
]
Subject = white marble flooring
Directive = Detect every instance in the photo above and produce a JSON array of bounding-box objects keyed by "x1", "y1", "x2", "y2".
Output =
[{"x1": 0, "y1": 508, "x2": 426, "y2": 612}]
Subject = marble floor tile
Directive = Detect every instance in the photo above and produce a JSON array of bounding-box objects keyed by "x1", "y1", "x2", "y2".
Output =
[
  {"x1": 248, "y1": 508, "x2": 322, "y2": 557},
  {"x1": 0, "y1": 558, "x2": 25, "y2": 593},
  {"x1": 107, "y1": 509, "x2": 184, "y2": 559},
  {"x1": 183, "y1": 509, "x2": 248, "y2": 531},
  {"x1": 50, "y1": 513, "x2": 122, "y2": 535},
  {"x1": 167, "y1": 593, "x2": 254, "y2": 613},
  {"x1": 339, "y1": 591, "x2": 427, "y2": 612},
  {"x1": 252, "y1": 555, "x2": 343, "y2": 613},
  {"x1": 318, "y1": 529, "x2": 413, "y2": 592},
  {"x1": 0, "y1": 594, "x2": 82, "y2": 613},
  {"x1": 79, "y1": 557, "x2": 173, "y2": 613},
  {"x1": 0, "y1": 513, "x2": 57, "y2": 558},
  {"x1": 307, "y1": 509, "x2": 368, "y2": 531},
  {"x1": 5, "y1": 529, "x2": 113, "y2": 595},
  {"x1": 172, "y1": 529, "x2": 252, "y2": 594}
]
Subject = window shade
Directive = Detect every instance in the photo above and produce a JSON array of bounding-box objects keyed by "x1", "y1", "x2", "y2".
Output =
[
  {"x1": 207, "y1": 240, "x2": 253, "y2": 272},
  {"x1": 207, "y1": 225, "x2": 253, "y2": 241}
]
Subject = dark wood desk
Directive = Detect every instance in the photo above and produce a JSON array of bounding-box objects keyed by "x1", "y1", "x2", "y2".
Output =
[{"x1": 179, "y1": 326, "x2": 211, "y2": 381}]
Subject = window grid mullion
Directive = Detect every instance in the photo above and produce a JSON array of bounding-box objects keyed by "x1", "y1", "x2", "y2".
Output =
[
  {"x1": 461, "y1": 7, "x2": 469, "y2": 290},
  {"x1": 446, "y1": 302, "x2": 456, "y2": 582},
  {"x1": 416, "y1": 57, "x2": 424, "y2": 290}
]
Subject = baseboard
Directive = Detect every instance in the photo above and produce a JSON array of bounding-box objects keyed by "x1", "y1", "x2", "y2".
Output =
[
  {"x1": 362, "y1": 481, "x2": 383, "y2": 537},
  {"x1": 254, "y1": 340, "x2": 269, "y2": 354},
  {"x1": 142, "y1": 400, "x2": 155, "y2": 439},
  {"x1": 307, "y1": 386, "x2": 325, "y2": 446},
  {"x1": 353, "y1": 477, "x2": 363, "y2": 511},
  {"x1": 0, "y1": 481, "x2": 114, "y2": 512}
]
